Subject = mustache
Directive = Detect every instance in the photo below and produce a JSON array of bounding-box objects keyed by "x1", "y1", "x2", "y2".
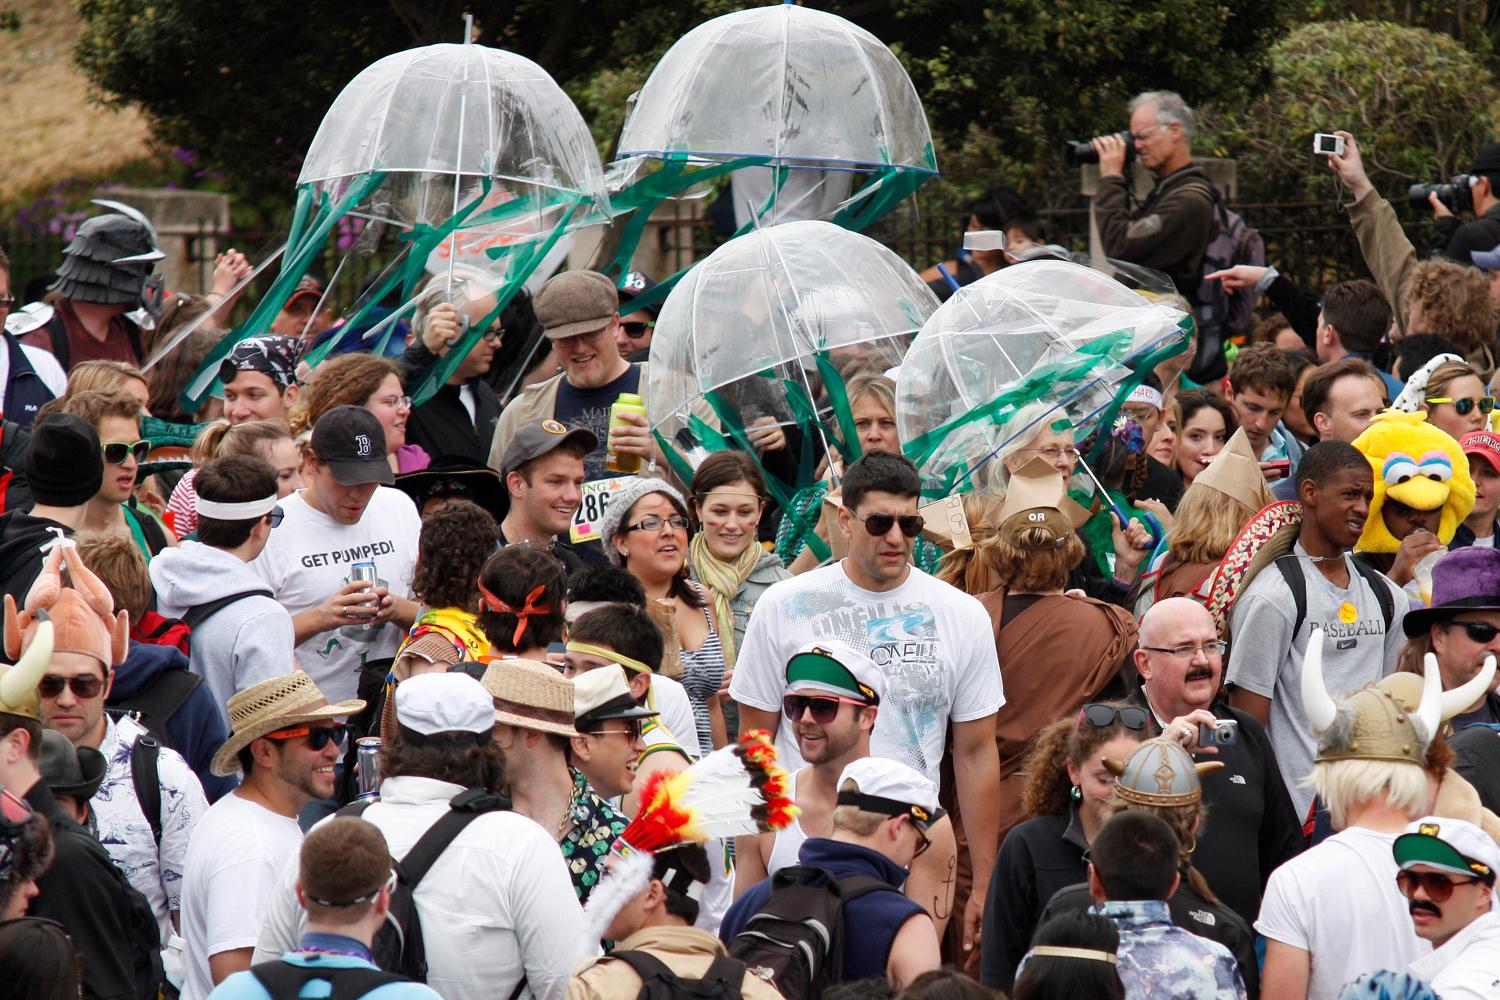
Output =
[
  {"x1": 1410, "y1": 901, "x2": 1442, "y2": 918},
  {"x1": 1185, "y1": 666, "x2": 1216, "y2": 682}
]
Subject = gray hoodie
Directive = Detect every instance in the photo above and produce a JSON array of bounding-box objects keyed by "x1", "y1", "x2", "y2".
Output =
[{"x1": 149, "y1": 539, "x2": 295, "y2": 716}]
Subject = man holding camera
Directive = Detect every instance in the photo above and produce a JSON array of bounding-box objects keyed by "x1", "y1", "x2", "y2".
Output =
[
  {"x1": 1090, "y1": 91, "x2": 1216, "y2": 299},
  {"x1": 1127, "y1": 598, "x2": 1304, "y2": 932},
  {"x1": 1428, "y1": 143, "x2": 1500, "y2": 264}
]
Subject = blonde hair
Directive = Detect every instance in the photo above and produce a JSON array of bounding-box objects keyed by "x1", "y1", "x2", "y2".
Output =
[
  {"x1": 831, "y1": 778, "x2": 887, "y2": 837},
  {"x1": 190, "y1": 419, "x2": 294, "y2": 466},
  {"x1": 67, "y1": 360, "x2": 147, "y2": 400},
  {"x1": 1423, "y1": 360, "x2": 1484, "y2": 411},
  {"x1": 936, "y1": 493, "x2": 1003, "y2": 594},
  {"x1": 1166, "y1": 479, "x2": 1269, "y2": 565},
  {"x1": 1311, "y1": 757, "x2": 1429, "y2": 830}
]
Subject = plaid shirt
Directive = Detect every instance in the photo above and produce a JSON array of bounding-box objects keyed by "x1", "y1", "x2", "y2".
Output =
[{"x1": 560, "y1": 768, "x2": 628, "y2": 904}]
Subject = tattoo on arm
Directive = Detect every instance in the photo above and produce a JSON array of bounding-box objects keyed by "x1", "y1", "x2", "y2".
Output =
[{"x1": 934, "y1": 855, "x2": 956, "y2": 920}]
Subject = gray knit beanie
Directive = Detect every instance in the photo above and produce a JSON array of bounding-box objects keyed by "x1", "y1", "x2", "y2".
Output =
[{"x1": 598, "y1": 477, "x2": 689, "y2": 564}]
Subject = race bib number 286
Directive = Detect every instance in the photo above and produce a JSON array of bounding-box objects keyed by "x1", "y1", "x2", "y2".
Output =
[{"x1": 570, "y1": 477, "x2": 632, "y2": 545}]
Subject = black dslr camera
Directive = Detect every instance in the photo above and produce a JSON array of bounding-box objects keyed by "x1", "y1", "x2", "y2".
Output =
[
  {"x1": 1409, "y1": 175, "x2": 1475, "y2": 214},
  {"x1": 1064, "y1": 132, "x2": 1137, "y2": 168}
]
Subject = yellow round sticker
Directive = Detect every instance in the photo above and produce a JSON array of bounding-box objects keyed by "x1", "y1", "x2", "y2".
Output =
[{"x1": 1338, "y1": 602, "x2": 1357, "y2": 624}]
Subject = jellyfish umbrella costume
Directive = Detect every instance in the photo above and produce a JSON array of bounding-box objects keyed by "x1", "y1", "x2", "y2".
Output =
[
  {"x1": 646, "y1": 220, "x2": 939, "y2": 560},
  {"x1": 895, "y1": 259, "x2": 1192, "y2": 499},
  {"x1": 601, "y1": 2, "x2": 938, "y2": 312},
  {"x1": 179, "y1": 41, "x2": 609, "y2": 411}
]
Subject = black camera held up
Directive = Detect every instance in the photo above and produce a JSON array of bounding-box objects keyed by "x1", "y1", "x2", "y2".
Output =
[
  {"x1": 1409, "y1": 175, "x2": 1475, "y2": 214},
  {"x1": 1064, "y1": 132, "x2": 1137, "y2": 168}
]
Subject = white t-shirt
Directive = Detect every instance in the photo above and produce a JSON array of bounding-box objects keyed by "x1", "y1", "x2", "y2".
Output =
[
  {"x1": 250, "y1": 486, "x2": 421, "y2": 704},
  {"x1": 179, "y1": 792, "x2": 303, "y2": 1000},
  {"x1": 729, "y1": 561, "x2": 1004, "y2": 782},
  {"x1": 1256, "y1": 826, "x2": 1429, "y2": 1000}
]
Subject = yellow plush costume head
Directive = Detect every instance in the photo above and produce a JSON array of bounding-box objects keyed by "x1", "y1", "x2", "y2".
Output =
[{"x1": 1351, "y1": 410, "x2": 1475, "y2": 553}]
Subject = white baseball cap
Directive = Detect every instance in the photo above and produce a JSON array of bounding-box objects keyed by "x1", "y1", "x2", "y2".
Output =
[
  {"x1": 836, "y1": 757, "x2": 943, "y2": 827},
  {"x1": 395, "y1": 673, "x2": 494, "y2": 742}
]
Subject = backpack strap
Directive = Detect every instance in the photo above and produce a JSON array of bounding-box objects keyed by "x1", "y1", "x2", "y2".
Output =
[
  {"x1": 248, "y1": 958, "x2": 409, "y2": 1000},
  {"x1": 43, "y1": 312, "x2": 70, "y2": 372},
  {"x1": 182, "y1": 588, "x2": 275, "y2": 630},
  {"x1": 1349, "y1": 557, "x2": 1397, "y2": 632},
  {"x1": 395, "y1": 788, "x2": 511, "y2": 889},
  {"x1": 610, "y1": 950, "x2": 745, "y2": 1000},
  {"x1": 108, "y1": 668, "x2": 202, "y2": 751},
  {"x1": 1273, "y1": 554, "x2": 1309, "y2": 641},
  {"x1": 130, "y1": 734, "x2": 163, "y2": 847}
]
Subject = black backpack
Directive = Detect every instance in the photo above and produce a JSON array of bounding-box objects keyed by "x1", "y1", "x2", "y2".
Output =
[
  {"x1": 726, "y1": 866, "x2": 898, "y2": 1000},
  {"x1": 248, "y1": 958, "x2": 408, "y2": 1000},
  {"x1": 339, "y1": 787, "x2": 517, "y2": 988},
  {"x1": 1273, "y1": 553, "x2": 1396, "y2": 640},
  {"x1": 609, "y1": 950, "x2": 745, "y2": 1000}
]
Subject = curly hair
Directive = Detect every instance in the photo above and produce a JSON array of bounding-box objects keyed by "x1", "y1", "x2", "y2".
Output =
[
  {"x1": 1020, "y1": 705, "x2": 1148, "y2": 820},
  {"x1": 411, "y1": 500, "x2": 499, "y2": 612},
  {"x1": 290, "y1": 353, "x2": 401, "y2": 436},
  {"x1": 379, "y1": 725, "x2": 506, "y2": 793},
  {"x1": 1408, "y1": 259, "x2": 1497, "y2": 370},
  {"x1": 477, "y1": 545, "x2": 567, "y2": 653}
]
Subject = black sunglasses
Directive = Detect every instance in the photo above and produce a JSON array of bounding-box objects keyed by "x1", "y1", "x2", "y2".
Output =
[
  {"x1": 267, "y1": 722, "x2": 349, "y2": 751},
  {"x1": 267, "y1": 505, "x2": 285, "y2": 529},
  {"x1": 1396, "y1": 869, "x2": 1486, "y2": 903},
  {"x1": 1447, "y1": 620, "x2": 1500, "y2": 644},
  {"x1": 783, "y1": 693, "x2": 865, "y2": 724},
  {"x1": 846, "y1": 507, "x2": 925, "y2": 538},
  {"x1": 101, "y1": 440, "x2": 150, "y2": 465},
  {"x1": 1077, "y1": 703, "x2": 1150, "y2": 732},
  {"x1": 621, "y1": 321, "x2": 653, "y2": 340},
  {"x1": 37, "y1": 674, "x2": 104, "y2": 699}
]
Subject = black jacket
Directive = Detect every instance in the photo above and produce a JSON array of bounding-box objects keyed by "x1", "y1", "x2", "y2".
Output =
[
  {"x1": 1431, "y1": 203, "x2": 1500, "y2": 263},
  {"x1": 1126, "y1": 690, "x2": 1304, "y2": 929},
  {"x1": 1450, "y1": 519, "x2": 1499, "y2": 550},
  {"x1": 0, "y1": 418, "x2": 31, "y2": 514},
  {"x1": 399, "y1": 341, "x2": 502, "y2": 464},
  {"x1": 1452, "y1": 709, "x2": 1500, "y2": 815},
  {"x1": 25, "y1": 781, "x2": 163, "y2": 1000},
  {"x1": 0, "y1": 511, "x2": 71, "y2": 611},
  {"x1": 979, "y1": 807, "x2": 1089, "y2": 991},
  {"x1": 1038, "y1": 880, "x2": 1260, "y2": 998}
]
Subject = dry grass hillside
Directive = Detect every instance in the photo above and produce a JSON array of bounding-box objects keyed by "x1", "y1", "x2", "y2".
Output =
[{"x1": 0, "y1": 0, "x2": 154, "y2": 202}]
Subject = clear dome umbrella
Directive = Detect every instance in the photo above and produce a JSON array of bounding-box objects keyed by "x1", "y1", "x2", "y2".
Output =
[
  {"x1": 178, "y1": 39, "x2": 608, "y2": 410},
  {"x1": 600, "y1": 2, "x2": 937, "y2": 312},
  {"x1": 895, "y1": 259, "x2": 1192, "y2": 497},
  {"x1": 647, "y1": 220, "x2": 938, "y2": 537}
]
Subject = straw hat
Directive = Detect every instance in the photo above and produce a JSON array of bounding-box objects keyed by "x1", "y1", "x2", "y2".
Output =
[
  {"x1": 481, "y1": 658, "x2": 577, "y2": 738},
  {"x1": 211, "y1": 671, "x2": 366, "y2": 776}
]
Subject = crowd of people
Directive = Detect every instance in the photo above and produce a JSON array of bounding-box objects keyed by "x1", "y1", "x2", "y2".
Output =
[{"x1": 1, "y1": 86, "x2": 1500, "y2": 1000}]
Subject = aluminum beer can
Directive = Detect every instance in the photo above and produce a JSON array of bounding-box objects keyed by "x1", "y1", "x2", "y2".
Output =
[{"x1": 355, "y1": 737, "x2": 382, "y2": 800}]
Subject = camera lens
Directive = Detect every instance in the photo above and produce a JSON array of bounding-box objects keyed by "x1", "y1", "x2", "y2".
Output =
[{"x1": 1063, "y1": 132, "x2": 1136, "y2": 169}]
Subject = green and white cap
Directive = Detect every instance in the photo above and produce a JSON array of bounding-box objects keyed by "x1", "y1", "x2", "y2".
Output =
[
  {"x1": 785, "y1": 642, "x2": 882, "y2": 706},
  {"x1": 1393, "y1": 816, "x2": 1500, "y2": 884}
]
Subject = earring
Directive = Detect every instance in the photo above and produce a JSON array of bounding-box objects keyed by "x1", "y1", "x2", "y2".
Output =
[{"x1": 1070, "y1": 785, "x2": 1082, "y2": 803}]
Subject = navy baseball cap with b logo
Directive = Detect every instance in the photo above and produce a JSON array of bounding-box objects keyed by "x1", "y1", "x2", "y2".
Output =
[{"x1": 311, "y1": 405, "x2": 394, "y2": 487}]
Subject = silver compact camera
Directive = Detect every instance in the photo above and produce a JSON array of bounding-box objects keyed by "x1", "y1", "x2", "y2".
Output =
[
  {"x1": 1198, "y1": 719, "x2": 1239, "y2": 746},
  {"x1": 1313, "y1": 132, "x2": 1346, "y2": 156}
]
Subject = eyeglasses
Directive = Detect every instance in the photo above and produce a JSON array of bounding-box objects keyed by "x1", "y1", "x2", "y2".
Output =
[
  {"x1": 1076, "y1": 703, "x2": 1150, "y2": 732},
  {"x1": 1021, "y1": 445, "x2": 1080, "y2": 464},
  {"x1": 1427, "y1": 396, "x2": 1496, "y2": 416},
  {"x1": 911, "y1": 818, "x2": 932, "y2": 859},
  {"x1": 845, "y1": 508, "x2": 925, "y2": 538},
  {"x1": 372, "y1": 395, "x2": 412, "y2": 412},
  {"x1": 37, "y1": 674, "x2": 104, "y2": 699},
  {"x1": 782, "y1": 694, "x2": 867, "y2": 724},
  {"x1": 267, "y1": 506, "x2": 285, "y2": 529},
  {"x1": 621, "y1": 321, "x2": 654, "y2": 340},
  {"x1": 100, "y1": 440, "x2": 150, "y2": 465},
  {"x1": 1447, "y1": 620, "x2": 1500, "y2": 644},
  {"x1": 1396, "y1": 869, "x2": 1486, "y2": 903},
  {"x1": 1141, "y1": 640, "x2": 1227, "y2": 659},
  {"x1": 626, "y1": 515, "x2": 690, "y2": 534},
  {"x1": 586, "y1": 719, "x2": 645, "y2": 742},
  {"x1": 481, "y1": 329, "x2": 503, "y2": 345},
  {"x1": 266, "y1": 722, "x2": 348, "y2": 751}
]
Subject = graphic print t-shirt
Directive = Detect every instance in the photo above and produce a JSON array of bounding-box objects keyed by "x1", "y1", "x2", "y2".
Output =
[
  {"x1": 250, "y1": 487, "x2": 422, "y2": 703},
  {"x1": 552, "y1": 364, "x2": 643, "y2": 481},
  {"x1": 730, "y1": 561, "x2": 1004, "y2": 781}
]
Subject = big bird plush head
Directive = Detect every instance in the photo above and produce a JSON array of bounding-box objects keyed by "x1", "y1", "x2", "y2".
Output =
[{"x1": 1351, "y1": 410, "x2": 1475, "y2": 553}]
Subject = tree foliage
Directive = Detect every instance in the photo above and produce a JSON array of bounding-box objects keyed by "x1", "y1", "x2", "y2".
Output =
[{"x1": 1205, "y1": 20, "x2": 1498, "y2": 202}]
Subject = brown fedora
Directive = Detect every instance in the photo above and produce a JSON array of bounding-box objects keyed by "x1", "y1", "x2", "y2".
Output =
[{"x1": 211, "y1": 671, "x2": 366, "y2": 777}]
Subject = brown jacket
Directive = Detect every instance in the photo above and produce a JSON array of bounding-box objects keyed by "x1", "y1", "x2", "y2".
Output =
[{"x1": 569, "y1": 925, "x2": 785, "y2": 1000}]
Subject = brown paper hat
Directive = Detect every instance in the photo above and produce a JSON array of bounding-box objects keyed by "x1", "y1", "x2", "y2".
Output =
[
  {"x1": 995, "y1": 456, "x2": 1073, "y2": 544},
  {"x1": 1194, "y1": 427, "x2": 1266, "y2": 510}
]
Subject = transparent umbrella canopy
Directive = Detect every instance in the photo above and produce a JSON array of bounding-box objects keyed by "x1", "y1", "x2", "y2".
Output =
[
  {"x1": 600, "y1": 3, "x2": 937, "y2": 310},
  {"x1": 895, "y1": 259, "x2": 1192, "y2": 496},
  {"x1": 182, "y1": 41, "x2": 608, "y2": 410},
  {"x1": 647, "y1": 219, "x2": 938, "y2": 488}
]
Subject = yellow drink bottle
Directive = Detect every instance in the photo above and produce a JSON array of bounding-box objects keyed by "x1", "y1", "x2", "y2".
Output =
[{"x1": 606, "y1": 392, "x2": 647, "y2": 474}]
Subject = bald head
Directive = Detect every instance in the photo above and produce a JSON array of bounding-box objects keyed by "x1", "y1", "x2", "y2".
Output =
[{"x1": 1136, "y1": 597, "x2": 1223, "y2": 717}]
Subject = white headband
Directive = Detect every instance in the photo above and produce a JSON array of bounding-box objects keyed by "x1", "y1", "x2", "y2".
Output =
[
  {"x1": 197, "y1": 494, "x2": 279, "y2": 520},
  {"x1": 1126, "y1": 384, "x2": 1164, "y2": 410}
]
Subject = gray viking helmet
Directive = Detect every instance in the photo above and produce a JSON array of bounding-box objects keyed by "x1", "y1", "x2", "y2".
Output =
[
  {"x1": 1105, "y1": 737, "x2": 1224, "y2": 807},
  {"x1": 50, "y1": 200, "x2": 165, "y2": 312}
]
